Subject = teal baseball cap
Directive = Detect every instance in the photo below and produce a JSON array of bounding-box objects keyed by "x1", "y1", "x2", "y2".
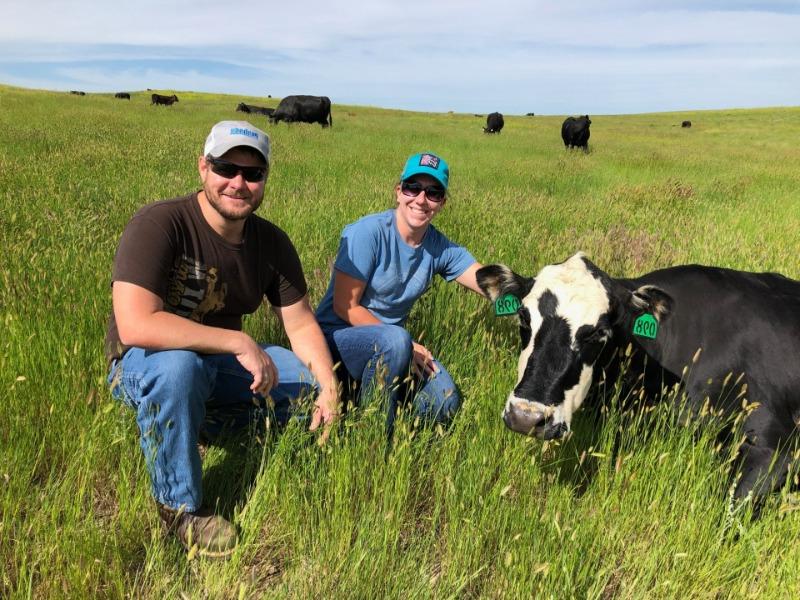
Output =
[{"x1": 400, "y1": 152, "x2": 449, "y2": 190}]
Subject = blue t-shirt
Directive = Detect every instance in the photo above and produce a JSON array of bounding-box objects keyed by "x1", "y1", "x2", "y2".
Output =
[{"x1": 316, "y1": 209, "x2": 476, "y2": 331}]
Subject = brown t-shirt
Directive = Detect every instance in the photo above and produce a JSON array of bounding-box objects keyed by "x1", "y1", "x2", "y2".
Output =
[{"x1": 104, "y1": 192, "x2": 307, "y2": 363}]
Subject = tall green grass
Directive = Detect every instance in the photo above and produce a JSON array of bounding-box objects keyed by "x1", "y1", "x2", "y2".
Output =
[{"x1": 2, "y1": 84, "x2": 800, "y2": 598}]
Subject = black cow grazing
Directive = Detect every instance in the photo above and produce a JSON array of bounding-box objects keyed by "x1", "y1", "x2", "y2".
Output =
[
  {"x1": 269, "y1": 95, "x2": 332, "y2": 127},
  {"x1": 114, "y1": 92, "x2": 131, "y2": 100},
  {"x1": 682, "y1": 120, "x2": 692, "y2": 128},
  {"x1": 561, "y1": 115, "x2": 591, "y2": 151},
  {"x1": 236, "y1": 102, "x2": 274, "y2": 117},
  {"x1": 484, "y1": 112, "x2": 504, "y2": 134},
  {"x1": 151, "y1": 93, "x2": 179, "y2": 106},
  {"x1": 477, "y1": 252, "x2": 800, "y2": 507},
  {"x1": 70, "y1": 91, "x2": 86, "y2": 96},
  {"x1": 526, "y1": 112, "x2": 535, "y2": 117}
]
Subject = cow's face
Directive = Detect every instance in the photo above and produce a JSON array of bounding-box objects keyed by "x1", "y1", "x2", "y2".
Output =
[{"x1": 477, "y1": 253, "x2": 613, "y2": 439}]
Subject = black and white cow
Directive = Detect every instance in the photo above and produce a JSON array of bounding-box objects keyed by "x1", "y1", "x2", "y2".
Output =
[
  {"x1": 484, "y1": 112, "x2": 504, "y2": 134},
  {"x1": 477, "y1": 252, "x2": 800, "y2": 503}
]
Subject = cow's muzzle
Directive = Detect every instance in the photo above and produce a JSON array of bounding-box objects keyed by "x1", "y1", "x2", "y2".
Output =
[{"x1": 503, "y1": 401, "x2": 568, "y2": 440}]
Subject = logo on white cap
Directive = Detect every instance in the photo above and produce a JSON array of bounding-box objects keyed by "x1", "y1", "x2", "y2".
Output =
[{"x1": 230, "y1": 127, "x2": 259, "y2": 139}]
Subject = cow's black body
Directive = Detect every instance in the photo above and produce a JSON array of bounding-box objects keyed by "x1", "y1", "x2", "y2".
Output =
[
  {"x1": 607, "y1": 264, "x2": 800, "y2": 501},
  {"x1": 477, "y1": 255, "x2": 800, "y2": 505},
  {"x1": 151, "y1": 93, "x2": 179, "y2": 106},
  {"x1": 484, "y1": 112, "x2": 504, "y2": 134},
  {"x1": 236, "y1": 102, "x2": 274, "y2": 117},
  {"x1": 269, "y1": 95, "x2": 332, "y2": 127},
  {"x1": 682, "y1": 120, "x2": 692, "y2": 128},
  {"x1": 115, "y1": 92, "x2": 131, "y2": 100},
  {"x1": 70, "y1": 90, "x2": 86, "y2": 96},
  {"x1": 561, "y1": 115, "x2": 591, "y2": 150}
]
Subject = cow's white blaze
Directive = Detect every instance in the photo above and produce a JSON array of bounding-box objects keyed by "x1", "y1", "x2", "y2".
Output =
[
  {"x1": 506, "y1": 253, "x2": 611, "y2": 433},
  {"x1": 531, "y1": 253, "x2": 610, "y2": 340},
  {"x1": 552, "y1": 364, "x2": 594, "y2": 429}
]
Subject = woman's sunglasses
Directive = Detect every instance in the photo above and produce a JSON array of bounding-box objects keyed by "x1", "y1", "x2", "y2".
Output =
[
  {"x1": 206, "y1": 156, "x2": 267, "y2": 182},
  {"x1": 400, "y1": 180, "x2": 446, "y2": 202}
]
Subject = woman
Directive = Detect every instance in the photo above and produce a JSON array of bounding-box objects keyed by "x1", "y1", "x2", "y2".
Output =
[{"x1": 315, "y1": 152, "x2": 484, "y2": 430}]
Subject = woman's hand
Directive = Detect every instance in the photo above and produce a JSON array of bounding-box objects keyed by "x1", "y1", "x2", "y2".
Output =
[{"x1": 412, "y1": 342, "x2": 439, "y2": 378}]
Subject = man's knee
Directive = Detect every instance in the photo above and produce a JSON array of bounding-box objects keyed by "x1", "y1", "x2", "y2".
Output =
[
  {"x1": 126, "y1": 350, "x2": 213, "y2": 412},
  {"x1": 146, "y1": 350, "x2": 209, "y2": 386},
  {"x1": 261, "y1": 345, "x2": 318, "y2": 388}
]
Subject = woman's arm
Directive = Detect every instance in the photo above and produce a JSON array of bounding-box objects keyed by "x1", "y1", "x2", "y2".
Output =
[
  {"x1": 332, "y1": 270, "x2": 383, "y2": 326},
  {"x1": 454, "y1": 262, "x2": 486, "y2": 295}
]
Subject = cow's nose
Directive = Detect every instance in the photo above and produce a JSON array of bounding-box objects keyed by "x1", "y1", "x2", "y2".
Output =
[{"x1": 503, "y1": 405, "x2": 546, "y2": 435}]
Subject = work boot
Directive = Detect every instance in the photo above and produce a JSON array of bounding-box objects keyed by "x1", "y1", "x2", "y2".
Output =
[{"x1": 156, "y1": 502, "x2": 237, "y2": 559}]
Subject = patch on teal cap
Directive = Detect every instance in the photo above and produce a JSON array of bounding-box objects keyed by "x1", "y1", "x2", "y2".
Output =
[{"x1": 400, "y1": 152, "x2": 449, "y2": 190}]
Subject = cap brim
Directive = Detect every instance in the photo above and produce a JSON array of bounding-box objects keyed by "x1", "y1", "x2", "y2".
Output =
[{"x1": 402, "y1": 167, "x2": 447, "y2": 189}]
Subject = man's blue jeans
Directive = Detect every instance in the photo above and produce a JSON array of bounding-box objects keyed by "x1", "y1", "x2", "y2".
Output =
[
  {"x1": 323, "y1": 324, "x2": 461, "y2": 430},
  {"x1": 107, "y1": 345, "x2": 318, "y2": 512}
]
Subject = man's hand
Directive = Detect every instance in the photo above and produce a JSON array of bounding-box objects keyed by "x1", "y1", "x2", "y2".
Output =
[
  {"x1": 309, "y1": 384, "x2": 341, "y2": 444},
  {"x1": 272, "y1": 296, "x2": 342, "y2": 445},
  {"x1": 233, "y1": 332, "x2": 279, "y2": 397},
  {"x1": 412, "y1": 342, "x2": 439, "y2": 378}
]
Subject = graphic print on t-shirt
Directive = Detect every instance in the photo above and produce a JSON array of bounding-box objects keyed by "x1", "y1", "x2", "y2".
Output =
[{"x1": 166, "y1": 254, "x2": 227, "y2": 322}]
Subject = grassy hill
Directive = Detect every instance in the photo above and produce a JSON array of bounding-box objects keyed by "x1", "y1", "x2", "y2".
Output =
[{"x1": 2, "y1": 84, "x2": 799, "y2": 598}]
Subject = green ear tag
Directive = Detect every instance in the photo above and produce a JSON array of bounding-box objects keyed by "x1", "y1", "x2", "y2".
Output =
[
  {"x1": 633, "y1": 314, "x2": 658, "y2": 339},
  {"x1": 494, "y1": 294, "x2": 521, "y2": 317}
]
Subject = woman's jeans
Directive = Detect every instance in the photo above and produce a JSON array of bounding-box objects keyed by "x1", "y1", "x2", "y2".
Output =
[
  {"x1": 107, "y1": 345, "x2": 318, "y2": 512},
  {"x1": 323, "y1": 324, "x2": 461, "y2": 430}
]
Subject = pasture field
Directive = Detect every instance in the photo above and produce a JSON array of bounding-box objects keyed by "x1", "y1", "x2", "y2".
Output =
[{"x1": 2, "y1": 83, "x2": 800, "y2": 599}]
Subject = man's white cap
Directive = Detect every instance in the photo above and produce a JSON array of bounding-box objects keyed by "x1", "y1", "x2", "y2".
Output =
[{"x1": 203, "y1": 120, "x2": 270, "y2": 163}]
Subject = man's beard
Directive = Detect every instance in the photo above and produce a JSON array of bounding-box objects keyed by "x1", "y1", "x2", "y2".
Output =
[{"x1": 204, "y1": 184, "x2": 263, "y2": 221}]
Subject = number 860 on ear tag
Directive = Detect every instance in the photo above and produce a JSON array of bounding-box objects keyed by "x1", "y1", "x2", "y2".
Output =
[
  {"x1": 633, "y1": 313, "x2": 658, "y2": 339},
  {"x1": 494, "y1": 294, "x2": 521, "y2": 317}
]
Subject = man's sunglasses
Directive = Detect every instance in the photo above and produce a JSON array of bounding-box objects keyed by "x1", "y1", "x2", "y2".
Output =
[
  {"x1": 400, "y1": 180, "x2": 446, "y2": 202},
  {"x1": 206, "y1": 156, "x2": 267, "y2": 182}
]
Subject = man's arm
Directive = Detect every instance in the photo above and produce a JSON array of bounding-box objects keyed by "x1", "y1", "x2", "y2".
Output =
[
  {"x1": 271, "y1": 296, "x2": 340, "y2": 435},
  {"x1": 113, "y1": 280, "x2": 278, "y2": 396}
]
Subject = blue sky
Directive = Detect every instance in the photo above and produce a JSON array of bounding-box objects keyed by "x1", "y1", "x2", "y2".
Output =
[{"x1": 1, "y1": 1, "x2": 798, "y2": 115}]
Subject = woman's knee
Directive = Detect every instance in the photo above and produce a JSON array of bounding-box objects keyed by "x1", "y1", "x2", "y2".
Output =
[
  {"x1": 420, "y1": 388, "x2": 461, "y2": 424},
  {"x1": 414, "y1": 366, "x2": 462, "y2": 424},
  {"x1": 373, "y1": 325, "x2": 413, "y2": 370}
]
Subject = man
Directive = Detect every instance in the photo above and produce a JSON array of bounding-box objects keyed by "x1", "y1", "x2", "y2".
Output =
[{"x1": 105, "y1": 120, "x2": 339, "y2": 558}]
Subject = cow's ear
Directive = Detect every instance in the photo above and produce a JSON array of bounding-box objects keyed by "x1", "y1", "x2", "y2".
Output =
[
  {"x1": 630, "y1": 285, "x2": 673, "y2": 320},
  {"x1": 476, "y1": 264, "x2": 534, "y2": 301}
]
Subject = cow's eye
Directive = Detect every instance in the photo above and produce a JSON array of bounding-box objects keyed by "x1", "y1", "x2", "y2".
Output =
[{"x1": 576, "y1": 324, "x2": 611, "y2": 363}]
